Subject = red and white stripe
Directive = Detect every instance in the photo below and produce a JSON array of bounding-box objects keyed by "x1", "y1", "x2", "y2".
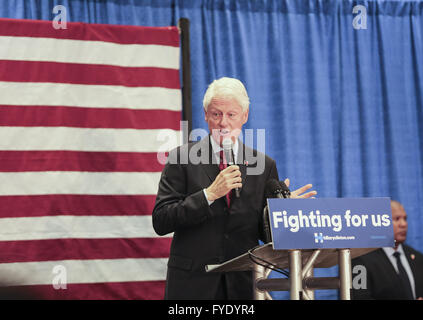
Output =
[{"x1": 0, "y1": 18, "x2": 180, "y2": 299}]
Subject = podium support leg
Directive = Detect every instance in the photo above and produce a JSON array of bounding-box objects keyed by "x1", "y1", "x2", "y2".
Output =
[
  {"x1": 339, "y1": 249, "x2": 352, "y2": 300},
  {"x1": 289, "y1": 250, "x2": 302, "y2": 300},
  {"x1": 253, "y1": 264, "x2": 266, "y2": 300},
  {"x1": 303, "y1": 267, "x2": 315, "y2": 300}
]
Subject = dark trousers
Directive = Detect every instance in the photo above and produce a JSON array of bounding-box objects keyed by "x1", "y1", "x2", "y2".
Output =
[{"x1": 214, "y1": 275, "x2": 228, "y2": 300}]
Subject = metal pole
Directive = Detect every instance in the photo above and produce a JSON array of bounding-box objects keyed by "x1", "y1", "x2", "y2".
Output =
[
  {"x1": 303, "y1": 277, "x2": 340, "y2": 290},
  {"x1": 339, "y1": 249, "x2": 352, "y2": 300},
  {"x1": 289, "y1": 250, "x2": 302, "y2": 300},
  {"x1": 257, "y1": 276, "x2": 341, "y2": 292},
  {"x1": 303, "y1": 267, "x2": 315, "y2": 300},
  {"x1": 177, "y1": 18, "x2": 192, "y2": 143},
  {"x1": 256, "y1": 278, "x2": 290, "y2": 291},
  {"x1": 301, "y1": 249, "x2": 321, "y2": 300},
  {"x1": 253, "y1": 263, "x2": 267, "y2": 300},
  {"x1": 302, "y1": 249, "x2": 321, "y2": 278}
]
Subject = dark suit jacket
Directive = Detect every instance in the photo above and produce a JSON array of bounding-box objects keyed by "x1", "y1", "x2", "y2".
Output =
[
  {"x1": 351, "y1": 244, "x2": 423, "y2": 300},
  {"x1": 152, "y1": 136, "x2": 279, "y2": 300}
]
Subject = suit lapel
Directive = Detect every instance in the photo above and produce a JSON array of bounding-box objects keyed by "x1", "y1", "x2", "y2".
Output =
[
  {"x1": 403, "y1": 245, "x2": 418, "y2": 282},
  {"x1": 202, "y1": 162, "x2": 220, "y2": 184},
  {"x1": 198, "y1": 136, "x2": 220, "y2": 184},
  {"x1": 380, "y1": 249, "x2": 400, "y2": 279},
  {"x1": 377, "y1": 248, "x2": 413, "y2": 299}
]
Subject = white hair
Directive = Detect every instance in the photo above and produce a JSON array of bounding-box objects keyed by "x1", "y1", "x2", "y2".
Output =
[{"x1": 202, "y1": 77, "x2": 250, "y2": 112}]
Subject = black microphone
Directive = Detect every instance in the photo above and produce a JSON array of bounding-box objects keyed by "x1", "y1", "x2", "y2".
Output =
[
  {"x1": 262, "y1": 179, "x2": 284, "y2": 243},
  {"x1": 222, "y1": 138, "x2": 241, "y2": 198},
  {"x1": 279, "y1": 180, "x2": 291, "y2": 198},
  {"x1": 264, "y1": 179, "x2": 284, "y2": 199}
]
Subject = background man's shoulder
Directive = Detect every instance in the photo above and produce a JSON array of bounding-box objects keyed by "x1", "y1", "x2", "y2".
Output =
[{"x1": 404, "y1": 244, "x2": 423, "y2": 261}]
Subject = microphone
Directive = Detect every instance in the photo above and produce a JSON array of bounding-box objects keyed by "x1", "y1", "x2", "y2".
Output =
[
  {"x1": 264, "y1": 179, "x2": 284, "y2": 199},
  {"x1": 262, "y1": 179, "x2": 291, "y2": 243},
  {"x1": 279, "y1": 180, "x2": 291, "y2": 198},
  {"x1": 222, "y1": 138, "x2": 241, "y2": 198},
  {"x1": 262, "y1": 179, "x2": 282, "y2": 243}
]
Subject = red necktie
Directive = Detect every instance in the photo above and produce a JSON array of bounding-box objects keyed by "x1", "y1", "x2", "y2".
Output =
[{"x1": 219, "y1": 150, "x2": 231, "y2": 207}]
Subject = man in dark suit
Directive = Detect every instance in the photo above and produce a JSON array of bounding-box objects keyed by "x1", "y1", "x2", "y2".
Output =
[
  {"x1": 352, "y1": 200, "x2": 423, "y2": 300},
  {"x1": 152, "y1": 77, "x2": 316, "y2": 300}
]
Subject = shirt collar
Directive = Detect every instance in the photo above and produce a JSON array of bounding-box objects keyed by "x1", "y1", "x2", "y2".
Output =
[
  {"x1": 209, "y1": 135, "x2": 239, "y2": 155},
  {"x1": 383, "y1": 243, "x2": 404, "y2": 257},
  {"x1": 209, "y1": 135, "x2": 239, "y2": 162}
]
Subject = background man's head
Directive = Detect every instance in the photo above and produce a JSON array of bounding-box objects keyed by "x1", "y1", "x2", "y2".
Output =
[
  {"x1": 391, "y1": 200, "x2": 408, "y2": 246},
  {"x1": 203, "y1": 77, "x2": 250, "y2": 146}
]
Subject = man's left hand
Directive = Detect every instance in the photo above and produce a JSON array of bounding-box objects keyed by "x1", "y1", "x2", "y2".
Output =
[{"x1": 284, "y1": 178, "x2": 317, "y2": 199}]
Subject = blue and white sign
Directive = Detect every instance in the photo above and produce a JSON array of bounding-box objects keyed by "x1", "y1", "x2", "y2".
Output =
[{"x1": 267, "y1": 198, "x2": 394, "y2": 249}]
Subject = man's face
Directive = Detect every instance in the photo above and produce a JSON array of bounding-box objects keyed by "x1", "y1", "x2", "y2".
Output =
[
  {"x1": 391, "y1": 202, "x2": 408, "y2": 245},
  {"x1": 204, "y1": 96, "x2": 249, "y2": 146}
]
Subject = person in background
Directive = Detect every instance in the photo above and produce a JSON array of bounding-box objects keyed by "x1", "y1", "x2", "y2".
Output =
[{"x1": 352, "y1": 200, "x2": 423, "y2": 300}]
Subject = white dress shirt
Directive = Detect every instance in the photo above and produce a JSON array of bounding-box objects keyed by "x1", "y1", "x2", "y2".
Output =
[{"x1": 382, "y1": 244, "x2": 416, "y2": 299}]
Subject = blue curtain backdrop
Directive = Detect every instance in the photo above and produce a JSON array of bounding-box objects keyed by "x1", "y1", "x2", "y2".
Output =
[{"x1": 1, "y1": 0, "x2": 422, "y2": 299}]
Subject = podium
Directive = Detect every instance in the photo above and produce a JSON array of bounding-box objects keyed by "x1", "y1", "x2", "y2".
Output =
[
  {"x1": 206, "y1": 242, "x2": 377, "y2": 300},
  {"x1": 206, "y1": 197, "x2": 394, "y2": 300}
]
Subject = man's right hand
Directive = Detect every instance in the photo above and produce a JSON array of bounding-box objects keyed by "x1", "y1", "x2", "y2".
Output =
[{"x1": 205, "y1": 165, "x2": 242, "y2": 202}]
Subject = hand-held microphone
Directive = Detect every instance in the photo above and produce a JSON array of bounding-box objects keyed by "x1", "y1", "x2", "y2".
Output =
[{"x1": 222, "y1": 138, "x2": 241, "y2": 198}]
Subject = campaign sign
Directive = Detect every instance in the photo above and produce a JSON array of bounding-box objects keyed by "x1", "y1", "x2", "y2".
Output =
[{"x1": 267, "y1": 197, "x2": 394, "y2": 249}]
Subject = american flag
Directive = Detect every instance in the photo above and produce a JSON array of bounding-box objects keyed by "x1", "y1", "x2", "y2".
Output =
[{"x1": 0, "y1": 18, "x2": 181, "y2": 299}]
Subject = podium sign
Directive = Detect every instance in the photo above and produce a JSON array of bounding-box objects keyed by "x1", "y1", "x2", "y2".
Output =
[{"x1": 268, "y1": 197, "x2": 394, "y2": 249}]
